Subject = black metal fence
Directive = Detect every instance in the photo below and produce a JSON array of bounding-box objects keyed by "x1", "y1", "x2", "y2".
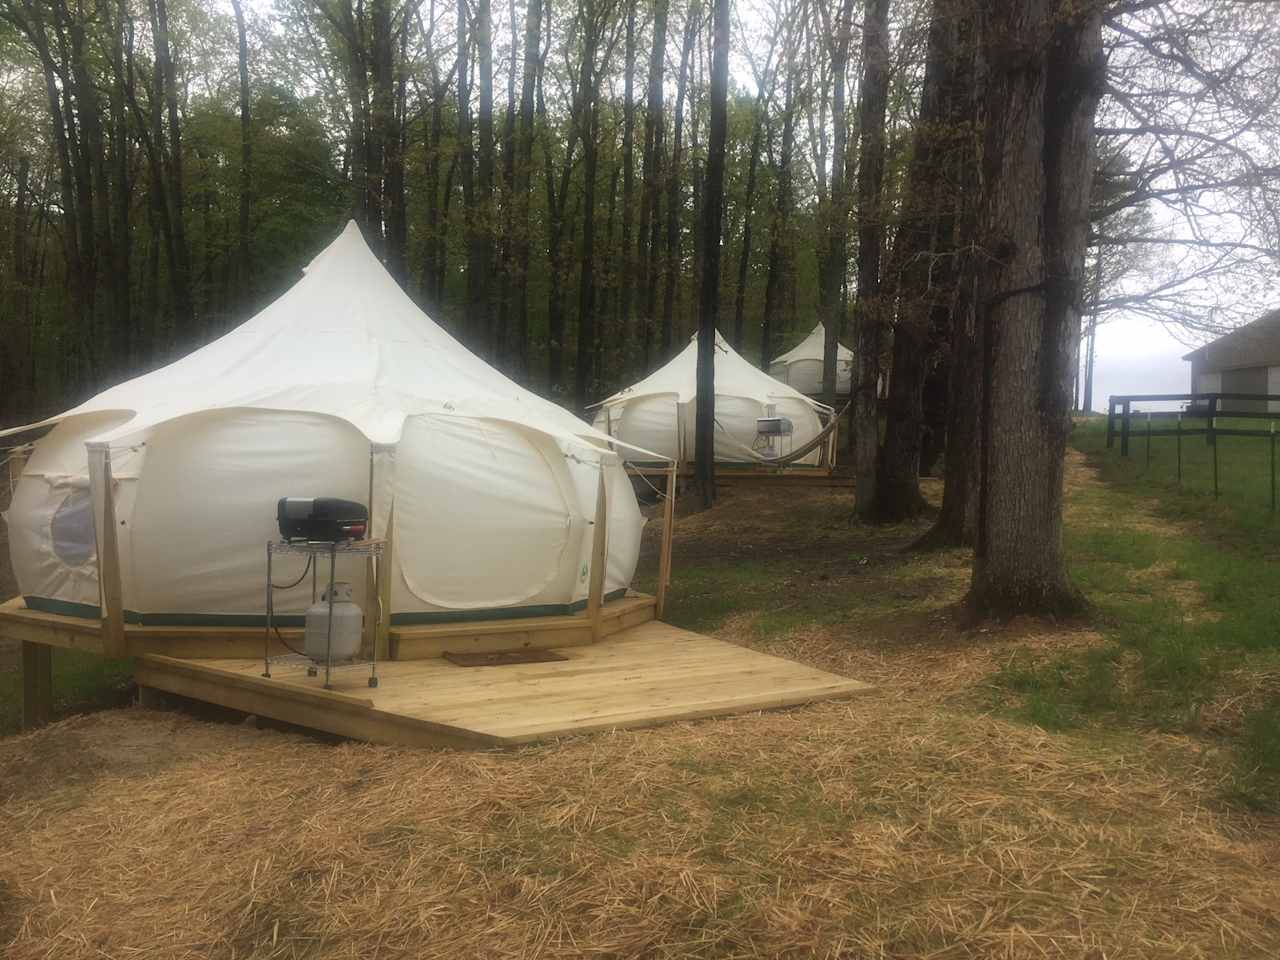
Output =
[{"x1": 1105, "y1": 392, "x2": 1280, "y2": 504}]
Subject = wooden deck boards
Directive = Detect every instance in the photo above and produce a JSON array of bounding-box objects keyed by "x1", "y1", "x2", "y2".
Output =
[{"x1": 136, "y1": 620, "x2": 872, "y2": 747}]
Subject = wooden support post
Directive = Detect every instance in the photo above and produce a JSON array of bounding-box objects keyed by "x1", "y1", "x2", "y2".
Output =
[
  {"x1": 377, "y1": 502, "x2": 394, "y2": 661},
  {"x1": 21, "y1": 641, "x2": 53, "y2": 729},
  {"x1": 1106, "y1": 398, "x2": 1116, "y2": 448},
  {"x1": 1176, "y1": 414, "x2": 1182, "y2": 486},
  {"x1": 587, "y1": 468, "x2": 609, "y2": 642},
  {"x1": 1120, "y1": 400, "x2": 1131, "y2": 457},
  {"x1": 1213, "y1": 427, "x2": 1220, "y2": 499},
  {"x1": 656, "y1": 461, "x2": 677, "y2": 619},
  {"x1": 88, "y1": 444, "x2": 127, "y2": 657},
  {"x1": 1145, "y1": 413, "x2": 1152, "y2": 469},
  {"x1": 1206, "y1": 395, "x2": 1218, "y2": 446},
  {"x1": 1271, "y1": 423, "x2": 1276, "y2": 513}
]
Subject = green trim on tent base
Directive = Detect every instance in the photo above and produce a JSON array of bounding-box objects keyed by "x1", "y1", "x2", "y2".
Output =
[{"x1": 22, "y1": 588, "x2": 630, "y2": 629}]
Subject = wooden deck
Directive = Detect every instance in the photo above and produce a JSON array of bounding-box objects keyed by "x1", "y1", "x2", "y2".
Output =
[
  {"x1": 135, "y1": 620, "x2": 871, "y2": 747},
  {"x1": 4, "y1": 594, "x2": 870, "y2": 747}
]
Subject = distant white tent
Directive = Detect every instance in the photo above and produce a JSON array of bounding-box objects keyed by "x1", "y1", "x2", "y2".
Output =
[
  {"x1": 592, "y1": 332, "x2": 829, "y2": 465},
  {"x1": 768, "y1": 323, "x2": 854, "y2": 396},
  {"x1": 2, "y1": 222, "x2": 651, "y2": 624}
]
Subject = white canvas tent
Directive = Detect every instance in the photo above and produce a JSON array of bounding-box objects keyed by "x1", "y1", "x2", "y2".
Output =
[
  {"x1": 768, "y1": 323, "x2": 854, "y2": 396},
  {"x1": 2, "y1": 221, "x2": 651, "y2": 625},
  {"x1": 592, "y1": 332, "x2": 829, "y2": 465}
]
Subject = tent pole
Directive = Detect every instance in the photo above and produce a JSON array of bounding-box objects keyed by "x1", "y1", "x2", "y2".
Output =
[
  {"x1": 587, "y1": 467, "x2": 609, "y2": 642},
  {"x1": 363, "y1": 445, "x2": 377, "y2": 657},
  {"x1": 657, "y1": 461, "x2": 677, "y2": 619},
  {"x1": 377, "y1": 501, "x2": 395, "y2": 661},
  {"x1": 87, "y1": 444, "x2": 127, "y2": 657}
]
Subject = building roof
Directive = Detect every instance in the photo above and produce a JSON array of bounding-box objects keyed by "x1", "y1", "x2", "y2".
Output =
[{"x1": 1183, "y1": 308, "x2": 1280, "y2": 372}]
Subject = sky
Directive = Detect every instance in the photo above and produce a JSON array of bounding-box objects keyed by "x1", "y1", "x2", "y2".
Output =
[{"x1": 1086, "y1": 318, "x2": 1194, "y2": 413}]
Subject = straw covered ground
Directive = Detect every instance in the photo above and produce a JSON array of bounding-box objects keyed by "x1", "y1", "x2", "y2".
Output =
[{"x1": 2, "y1": 451, "x2": 1280, "y2": 958}]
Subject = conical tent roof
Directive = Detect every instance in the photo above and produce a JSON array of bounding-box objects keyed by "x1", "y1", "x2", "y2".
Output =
[
  {"x1": 2, "y1": 221, "x2": 637, "y2": 454},
  {"x1": 771, "y1": 323, "x2": 854, "y2": 368},
  {"x1": 599, "y1": 331, "x2": 824, "y2": 409}
]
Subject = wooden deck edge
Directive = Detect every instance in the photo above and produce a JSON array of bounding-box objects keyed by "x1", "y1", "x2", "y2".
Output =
[
  {"x1": 390, "y1": 596, "x2": 656, "y2": 660},
  {"x1": 498, "y1": 680, "x2": 875, "y2": 744},
  {"x1": 135, "y1": 655, "x2": 505, "y2": 750}
]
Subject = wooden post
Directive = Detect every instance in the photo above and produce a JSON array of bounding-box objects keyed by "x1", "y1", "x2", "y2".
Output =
[
  {"x1": 1120, "y1": 400, "x2": 1131, "y2": 457},
  {"x1": 88, "y1": 444, "x2": 127, "y2": 657},
  {"x1": 1145, "y1": 413, "x2": 1152, "y2": 469},
  {"x1": 21, "y1": 641, "x2": 53, "y2": 729},
  {"x1": 1213, "y1": 427, "x2": 1220, "y2": 499},
  {"x1": 1206, "y1": 395, "x2": 1218, "y2": 446},
  {"x1": 587, "y1": 467, "x2": 609, "y2": 642},
  {"x1": 377, "y1": 502, "x2": 394, "y2": 661},
  {"x1": 1176, "y1": 414, "x2": 1182, "y2": 486},
  {"x1": 1105, "y1": 398, "x2": 1116, "y2": 448},
  {"x1": 1271, "y1": 423, "x2": 1276, "y2": 513},
  {"x1": 656, "y1": 461, "x2": 677, "y2": 619}
]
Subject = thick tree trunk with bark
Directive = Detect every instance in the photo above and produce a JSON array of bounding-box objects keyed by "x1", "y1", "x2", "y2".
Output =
[
  {"x1": 573, "y1": 2, "x2": 605, "y2": 410},
  {"x1": 968, "y1": 0, "x2": 1104, "y2": 616},
  {"x1": 695, "y1": 0, "x2": 728, "y2": 508},
  {"x1": 876, "y1": 0, "x2": 963, "y2": 523},
  {"x1": 850, "y1": 0, "x2": 891, "y2": 521}
]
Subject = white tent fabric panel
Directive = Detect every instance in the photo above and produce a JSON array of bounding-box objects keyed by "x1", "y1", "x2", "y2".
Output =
[
  {"x1": 125, "y1": 411, "x2": 371, "y2": 618},
  {"x1": 769, "y1": 324, "x2": 854, "y2": 395},
  {"x1": 392, "y1": 416, "x2": 577, "y2": 611},
  {"x1": 6, "y1": 413, "x2": 137, "y2": 613},
  {"x1": 596, "y1": 332, "x2": 826, "y2": 465}
]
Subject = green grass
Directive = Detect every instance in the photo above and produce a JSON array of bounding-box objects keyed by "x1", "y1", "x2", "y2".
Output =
[
  {"x1": 0, "y1": 650, "x2": 135, "y2": 737},
  {"x1": 987, "y1": 417, "x2": 1280, "y2": 807}
]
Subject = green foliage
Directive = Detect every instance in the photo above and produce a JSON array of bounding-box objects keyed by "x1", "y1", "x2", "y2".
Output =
[
  {"x1": 986, "y1": 417, "x2": 1280, "y2": 807},
  {"x1": 0, "y1": 651, "x2": 134, "y2": 737}
]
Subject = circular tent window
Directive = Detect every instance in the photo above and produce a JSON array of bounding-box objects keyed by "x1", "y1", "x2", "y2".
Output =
[{"x1": 50, "y1": 490, "x2": 97, "y2": 568}]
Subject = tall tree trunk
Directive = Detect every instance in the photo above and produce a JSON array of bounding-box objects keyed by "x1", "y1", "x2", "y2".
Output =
[
  {"x1": 511, "y1": 0, "x2": 543, "y2": 381},
  {"x1": 732, "y1": 84, "x2": 768, "y2": 352},
  {"x1": 615, "y1": 0, "x2": 637, "y2": 374},
  {"x1": 5, "y1": 156, "x2": 33, "y2": 418},
  {"x1": 385, "y1": 14, "x2": 410, "y2": 283},
  {"x1": 637, "y1": 0, "x2": 668, "y2": 369},
  {"x1": 475, "y1": 0, "x2": 497, "y2": 354},
  {"x1": 661, "y1": 5, "x2": 699, "y2": 356},
  {"x1": 420, "y1": 76, "x2": 446, "y2": 307},
  {"x1": 494, "y1": 0, "x2": 520, "y2": 368},
  {"x1": 876, "y1": 0, "x2": 962, "y2": 522},
  {"x1": 151, "y1": 0, "x2": 193, "y2": 336},
  {"x1": 231, "y1": 0, "x2": 252, "y2": 310},
  {"x1": 368, "y1": 0, "x2": 392, "y2": 258},
  {"x1": 695, "y1": 0, "x2": 728, "y2": 508},
  {"x1": 968, "y1": 0, "x2": 1104, "y2": 616},
  {"x1": 456, "y1": 0, "x2": 481, "y2": 347},
  {"x1": 1081, "y1": 244, "x2": 1104, "y2": 412},
  {"x1": 850, "y1": 0, "x2": 891, "y2": 521},
  {"x1": 820, "y1": 0, "x2": 855, "y2": 412},
  {"x1": 573, "y1": 2, "x2": 604, "y2": 410},
  {"x1": 761, "y1": 64, "x2": 796, "y2": 369}
]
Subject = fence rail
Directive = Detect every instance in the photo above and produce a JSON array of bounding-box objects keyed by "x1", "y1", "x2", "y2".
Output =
[{"x1": 1105, "y1": 392, "x2": 1280, "y2": 504}]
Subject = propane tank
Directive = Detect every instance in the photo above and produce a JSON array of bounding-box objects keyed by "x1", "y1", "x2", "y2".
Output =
[{"x1": 304, "y1": 581, "x2": 363, "y2": 662}]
